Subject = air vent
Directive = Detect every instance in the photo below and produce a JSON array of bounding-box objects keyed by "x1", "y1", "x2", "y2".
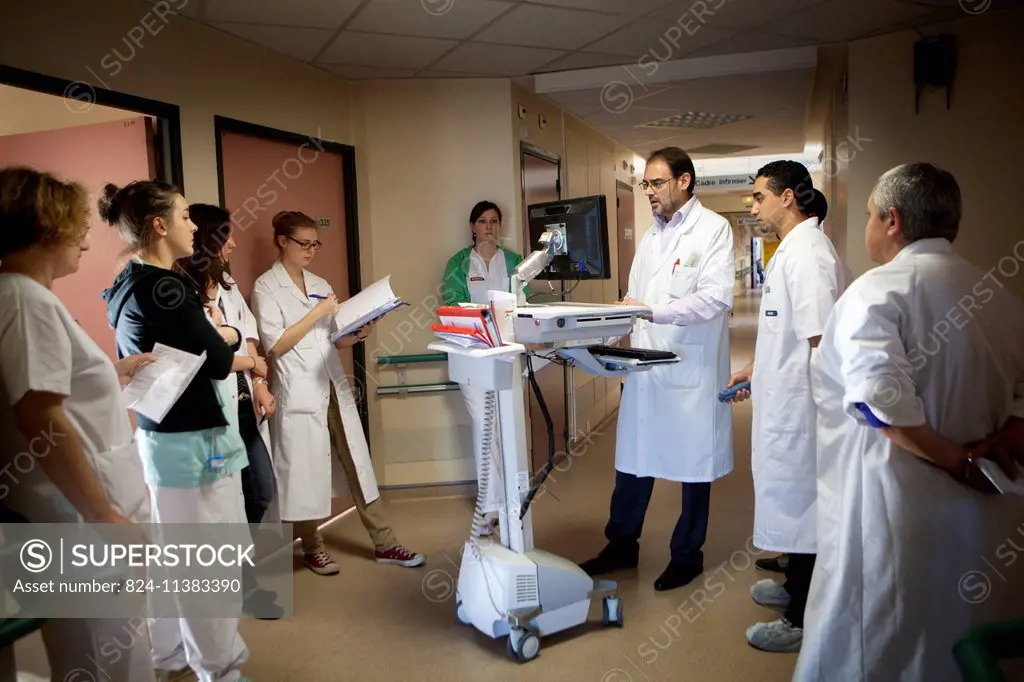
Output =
[
  {"x1": 641, "y1": 111, "x2": 751, "y2": 129},
  {"x1": 687, "y1": 143, "x2": 760, "y2": 156},
  {"x1": 515, "y1": 574, "x2": 539, "y2": 605}
]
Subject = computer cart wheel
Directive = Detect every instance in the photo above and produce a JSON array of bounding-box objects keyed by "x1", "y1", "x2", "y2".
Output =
[
  {"x1": 507, "y1": 627, "x2": 541, "y2": 662},
  {"x1": 602, "y1": 596, "x2": 623, "y2": 627},
  {"x1": 455, "y1": 600, "x2": 470, "y2": 626}
]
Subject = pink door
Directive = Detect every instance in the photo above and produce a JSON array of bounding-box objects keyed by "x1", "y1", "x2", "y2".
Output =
[
  {"x1": 218, "y1": 128, "x2": 355, "y2": 517},
  {"x1": 0, "y1": 116, "x2": 155, "y2": 361}
]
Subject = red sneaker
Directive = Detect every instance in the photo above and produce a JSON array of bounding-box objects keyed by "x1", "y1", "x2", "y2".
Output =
[
  {"x1": 374, "y1": 545, "x2": 426, "y2": 567},
  {"x1": 304, "y1": 549, "x2": 340, "y2": 575}
]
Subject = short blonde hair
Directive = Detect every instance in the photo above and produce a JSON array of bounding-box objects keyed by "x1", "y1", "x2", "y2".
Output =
[{"x1": 0, "y1": 166, "x2": 90, "y2": 259}]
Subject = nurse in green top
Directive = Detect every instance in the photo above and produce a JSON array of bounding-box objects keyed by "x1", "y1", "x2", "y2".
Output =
[{"x1": 441, "y1": 201, "x2": 522, "y2": 535}]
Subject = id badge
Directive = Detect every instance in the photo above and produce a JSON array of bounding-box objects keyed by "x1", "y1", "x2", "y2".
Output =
[{"x1": 207, "y1": 455, "x2": 226, "y2": 472}]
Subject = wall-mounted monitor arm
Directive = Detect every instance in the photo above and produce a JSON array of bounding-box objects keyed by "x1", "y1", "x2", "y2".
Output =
[{"x1": 511, "y1": 224, "x2": 567, "y2": 305}]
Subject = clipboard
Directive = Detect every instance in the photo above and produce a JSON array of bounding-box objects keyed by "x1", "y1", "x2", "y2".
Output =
[{"x1": 435, "y1": 305, "x2": 502, "y2": 348}]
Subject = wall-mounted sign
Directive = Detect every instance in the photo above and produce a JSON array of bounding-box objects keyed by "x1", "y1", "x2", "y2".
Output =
[
  {"x1": 624, "y1": 228, "x2": 633, "y2": 240},
  {"x1": 696, "y1": 174, "x2": 755, "y2": 190},
  {"x1": 317, "y1": 217, "x2": 331, "y2": 228}
]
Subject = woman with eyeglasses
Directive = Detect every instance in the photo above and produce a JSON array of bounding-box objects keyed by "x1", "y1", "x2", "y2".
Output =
[{"x1": 251, "y1": 211, "x2": 424, "y2": 576}]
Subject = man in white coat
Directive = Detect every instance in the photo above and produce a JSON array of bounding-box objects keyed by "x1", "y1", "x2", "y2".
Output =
[
  {"x1": 726, "y1": 160, "x2": 850, "y2": 653},
  {"x1": 580, "y1": 147, "x2": 735, "y2": 592},
  {"x1": 793, "y1": 162, "x2": 1024, "y2": 682}
]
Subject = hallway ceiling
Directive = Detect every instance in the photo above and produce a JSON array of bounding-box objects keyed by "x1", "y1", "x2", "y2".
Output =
[{"x1": 145, "y1": 0, "x2": 1022, "y2": 156}]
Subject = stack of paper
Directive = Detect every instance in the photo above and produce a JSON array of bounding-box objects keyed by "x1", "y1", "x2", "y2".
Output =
[
  {"x1": 432, "y1": 305, "x2": 503, "y2": 349},
  {"x1": 330, "y1": 275, "x2": 408, "y2": 342},
  {"x1": 121, "y1": 343, "x2": 207, "y2": 424}
]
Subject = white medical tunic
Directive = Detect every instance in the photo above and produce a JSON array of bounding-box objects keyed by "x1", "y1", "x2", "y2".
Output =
[
  {"x1": 750, "y1": 219, "x2": 849, "y2": 553},
  {"x1": 467, "y1": 248, "x2": 509, "y2": 305},
  {"x1": 793, "y1": 238, "x2": 1024, "y2": 682},
  {"x1": 0, "y1": 273, "x2": 150, "y2": 524}
]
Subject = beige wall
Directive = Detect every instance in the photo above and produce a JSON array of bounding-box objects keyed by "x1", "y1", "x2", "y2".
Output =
[
  {"x1": 846, "y1": 7, "x2": 1024, "y2": 301},
  {"x1": 352, "y1": 78, "x2": 517, "y2": 487},
  {"x1": 0, "y1": 0, "x2": 354, "y2": 205},
  {"x1": 0, "y1": 0, "x2": 652, "y2": 489},
  {"x1": 0, "y1": 85, "x2": 140, "y2": 136}
]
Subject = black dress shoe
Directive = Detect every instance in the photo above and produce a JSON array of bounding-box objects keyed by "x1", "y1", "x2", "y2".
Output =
[
  {"x1": 755, "y1": 554, "x2": 789, "y2": 573},
  {"x1": 654, "y1": 562, "x2": 703, "y2": 591},
  {"x1": 579, "y1": 548, "x2": 639, "y2": 576}
]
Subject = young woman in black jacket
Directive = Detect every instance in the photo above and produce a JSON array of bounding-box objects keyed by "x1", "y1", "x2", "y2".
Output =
[{"x1": 99, "y1": 180, "x2": 252, "y2": 682}]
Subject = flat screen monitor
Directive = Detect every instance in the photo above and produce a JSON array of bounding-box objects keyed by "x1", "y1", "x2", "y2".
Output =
[{"x1": 526, "y1": 194, "x2": 611, "y2": 281}]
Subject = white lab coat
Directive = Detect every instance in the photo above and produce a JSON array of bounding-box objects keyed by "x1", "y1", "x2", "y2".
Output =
[
  {"x1": 251, "y1": 261, "x2": 379, "y2": 522},
  {"x1": 750, "y1": 219, "x2": 849, "y2": 553},
  {"x1": 0, "y1": 273, "x2": 155, "y2": 682},
  {"x1": 793, "y1": 239, "x2": 1024, "y2": 682},
  {"x1": 214, "y1": 277, "x2": 273, "y2": 458},
  {"x1": 616, "y1": 198, "x2": 735, "y2": 482}
]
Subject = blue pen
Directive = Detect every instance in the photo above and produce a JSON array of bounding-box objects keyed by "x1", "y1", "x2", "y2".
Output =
[{"x1": 309, "y1": 294, "x2": 327, "y2": 300}]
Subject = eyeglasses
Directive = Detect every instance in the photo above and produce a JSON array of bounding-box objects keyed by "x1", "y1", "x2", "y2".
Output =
[
  {"x1": 287, "y1": 236, "x2": 322, "y2": 252},
  {"x1": 639, "y1": 177, "x2": 674, "y2": 191}
]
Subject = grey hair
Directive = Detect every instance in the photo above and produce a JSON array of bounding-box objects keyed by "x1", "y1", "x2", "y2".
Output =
[{"x1": 871, "y1": 162, "x2": 961, "y2": 243}]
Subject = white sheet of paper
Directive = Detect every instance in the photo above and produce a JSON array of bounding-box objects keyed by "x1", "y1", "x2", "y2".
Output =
[
  {"x1": 121, "y1": 343, "x2": 206, "y2": 424},
  {"x1": 976, "y1": 459, "x2": 1024, "y2": 496},
  {"x1": 330, "y1": 275, "x2": 407, "y2": 341}
]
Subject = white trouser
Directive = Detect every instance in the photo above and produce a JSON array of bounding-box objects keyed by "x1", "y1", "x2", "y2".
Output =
[
  {"x1": 460, "y1": 385, "x2": 502, "y2": 514},
  {"x1": 147, "y1": 472, "x2": 249, "y2": 682},
  {"x1": 40, "y1": 615, "x2": 156, "y2": 682}
]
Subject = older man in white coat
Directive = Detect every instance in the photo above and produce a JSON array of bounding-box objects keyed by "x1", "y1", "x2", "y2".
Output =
[
  {"x1": 793, "y1": 162, "x2": 1024, "y2": 682},
  {"x1": 581, "y1": 147, "x2": 735, "y2": 592},
  {"x1": 727, "y1": 160, "x2": 850, "y2": 653}
]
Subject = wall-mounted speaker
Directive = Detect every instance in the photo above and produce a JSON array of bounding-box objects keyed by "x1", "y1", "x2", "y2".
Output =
[{"x1": 914, "y1": 35, "x2": 956, "y2": 113}]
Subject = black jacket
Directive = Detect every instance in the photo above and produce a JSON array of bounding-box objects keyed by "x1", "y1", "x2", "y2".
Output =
[{"x1": 102, "y1": 260, "x2": 241, "y2": 433}]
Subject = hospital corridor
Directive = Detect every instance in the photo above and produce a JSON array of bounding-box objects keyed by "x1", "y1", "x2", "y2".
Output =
[{"x1": 2, "y1": 0, "x2": 1024, "y2": 680}]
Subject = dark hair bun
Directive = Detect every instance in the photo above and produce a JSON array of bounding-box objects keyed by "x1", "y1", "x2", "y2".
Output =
[
  {"x1": 97, "y1": 183, "x2": 122, "y2": 225},
  {"x1": 808, "y1": 188, "x2": 828, "y2": 222}
]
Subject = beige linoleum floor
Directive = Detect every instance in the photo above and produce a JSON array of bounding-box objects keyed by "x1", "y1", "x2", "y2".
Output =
[{"x1": 14, "y1": 290, "x2": 805, "y2": 682}]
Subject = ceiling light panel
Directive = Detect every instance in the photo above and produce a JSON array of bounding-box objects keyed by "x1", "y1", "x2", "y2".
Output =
[{"x1": 641, "y1": 111, "x2": 751, "y2": 129}]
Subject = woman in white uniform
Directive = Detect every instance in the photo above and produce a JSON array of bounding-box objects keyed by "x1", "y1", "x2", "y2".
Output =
[
  {"x1": 0, "y1": 166, "x2": 156, "y2": 682},
  {"x1": 99, "y1": 179, "x2": 251, "y2": 682},
  {"x1": 441, "y1": 201, "x2": 522, "y2": 534},
  {"x1": 178, "y1": 203, "x2": 282, "y2": 619},
  {"x1": 251, "y1": 210, "x2": 424, "y2": 576}
]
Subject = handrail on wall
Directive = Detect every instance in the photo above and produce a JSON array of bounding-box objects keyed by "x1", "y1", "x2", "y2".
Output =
[
  {"x1": 377, "y1": 352, "x2": 447, "y2": 365},
  {"x1": 375, "y1": 351, "x2": 450, "y2": 396}
]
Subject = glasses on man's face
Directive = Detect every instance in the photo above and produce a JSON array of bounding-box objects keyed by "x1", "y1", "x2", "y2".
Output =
[
  {"x1": 639, "y1": 177, "x2": 673, "y2": 191},
  {"x1": 287, "y1": 236, "x2": 323, "y2": 252}
]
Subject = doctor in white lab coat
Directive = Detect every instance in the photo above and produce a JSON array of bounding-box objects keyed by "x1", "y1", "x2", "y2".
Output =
[
  {"x1": 580, "y1": 147, "x2": 735, "y2": 592},
  {"x1": 793, "y1": 162, "x2": 1024, "y2": 682},
  {"x1": 251, "y1": 210, "x2": 424, "y2": 576},
  {"x1": 725, "y1": 161, "x2": 850, "y2": 653}
]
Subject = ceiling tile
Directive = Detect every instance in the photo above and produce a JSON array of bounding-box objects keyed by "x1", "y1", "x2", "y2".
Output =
[
  {"x1": 535, "y1": 51, "x2": 633, "y2": 73},
  {"x1": 419, "y1": 70, "x2": 507, "y2": 78},
  {"x1": 650, "y1": 0, "x2": 828, "y2": 29},
  {"x1": 582, "y1": 17, "x2": 737, "y2": 57},
  {"x1": 771, "y1": 0, "x2": 938, "y2": 42},
  {"x1": 517, "y1": 0, "x2": 676, "y2": 16},
  {"x1": 319, "y1": 32, "x2": 458, "y2": 69},
  {"x1": 202, "y1": 0, "x2": 364, "y2": 28},
  {"x1": 688, "y1": 29, "x2": 816, "y2": 57},
  {"x1": 209, "y1": 22, "x2": 338, "y2": 61},
  {"x1": 473, "y1": 5, "x2": 632, "y2": 50},
  {"x1": 138, "y1": 0, "x2": 201, "y2": 19},
  {"x1": 318, "y1": 64, "x2": 419, "y2": 79},
  {"x1": 346, "y1": 0, "x2": 515, "y2": 39},
  {"x1": 431, "y1": 43, "x2": 567, "y2": 76}
]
